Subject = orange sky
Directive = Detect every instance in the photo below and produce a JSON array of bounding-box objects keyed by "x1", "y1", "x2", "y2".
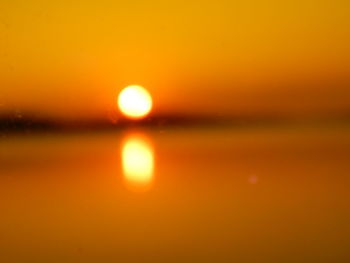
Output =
[{"x1": 0, "y1": 0, "x2": 349, "y2": 120}]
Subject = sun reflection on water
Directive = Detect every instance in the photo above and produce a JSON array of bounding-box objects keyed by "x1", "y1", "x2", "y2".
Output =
[{"x1": 121, "y1": 133, "x2": 155, "y2": 192}]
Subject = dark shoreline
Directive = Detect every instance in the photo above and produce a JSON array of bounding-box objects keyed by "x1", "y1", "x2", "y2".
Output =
[{"x1": 0, "y1": 113, "x2": 349, "y2": 136}]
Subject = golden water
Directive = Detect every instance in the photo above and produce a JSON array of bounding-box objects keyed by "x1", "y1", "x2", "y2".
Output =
[{"x1": 0, "y1": 126, "x2": 349, "y2": 262}]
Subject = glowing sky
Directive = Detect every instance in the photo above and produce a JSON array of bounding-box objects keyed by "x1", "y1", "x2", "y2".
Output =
[{"x1": 0, "y1": 0, "x2": 349, "y2": 120}]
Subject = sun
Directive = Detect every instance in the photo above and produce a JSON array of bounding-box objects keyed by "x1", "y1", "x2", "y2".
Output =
[{"x1": 118, "y1": 85, "x2": 153, "y2": 119}]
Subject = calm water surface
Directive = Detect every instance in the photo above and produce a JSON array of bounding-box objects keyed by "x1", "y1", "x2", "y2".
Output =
[{"x1": 0, "y1": 126, "x2": 349, "y2": 262}]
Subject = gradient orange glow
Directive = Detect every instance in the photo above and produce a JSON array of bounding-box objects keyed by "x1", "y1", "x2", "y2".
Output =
[{"x1": 0, "y1": 0, "x2": 349, "y2": 120}]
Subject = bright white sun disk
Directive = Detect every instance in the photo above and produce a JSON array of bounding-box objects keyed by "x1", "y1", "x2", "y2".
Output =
[{"x1": 118, "y1": 85, "x2": 152, "y2": 119}]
